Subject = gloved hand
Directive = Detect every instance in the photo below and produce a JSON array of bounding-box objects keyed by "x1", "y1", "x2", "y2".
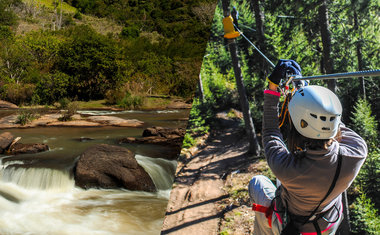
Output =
[{"x1": 268, "y1": 59, "x2": 302, "y2": 86}]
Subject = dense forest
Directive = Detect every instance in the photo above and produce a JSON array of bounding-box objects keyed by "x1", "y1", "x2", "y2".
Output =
[
  {"x1": 187, "y1": 0, "x2": 380, "y2": 234},
  {"x1": 0, "y1": 0, "x2": 216, "y2": 106}
]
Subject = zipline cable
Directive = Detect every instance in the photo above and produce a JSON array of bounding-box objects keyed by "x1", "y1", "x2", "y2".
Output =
[
  {"x1": 225, "y1": 14, "x2": 379, "y2": 81},
  {"x1": 293, "y1": 69, "x2": 380, "y2": 81},
  {"x1": 235, "y1": 24, "x2": 379, "y2": 81},
  {"x1": 234, "y1": 24, "x2": 276, "y2": 68}
]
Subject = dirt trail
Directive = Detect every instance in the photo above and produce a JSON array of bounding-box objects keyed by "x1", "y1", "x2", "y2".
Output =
[{"x1": 161, "y1": 126, "x2": 267, "y2": 234}]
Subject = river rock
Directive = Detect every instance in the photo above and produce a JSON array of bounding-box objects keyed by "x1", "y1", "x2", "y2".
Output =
[
  {"x1": 76, "y1": 137, "x2": 95, "y2": 142},
  {"x1": 121, "y1": 127, "x2": 185, "y2": 147},
  {"x1": 8, "y1": 143, "x2": 49, "y2": 155},
  {"x1": 74, "y1": 144, "x2": 156, "y2": 192},
  {"x1": 120, "y1": 127, "x2": 185, "y2": 160},
  {"x1": 0, "y1": 132, "x2": 15, "y2": 153},
  {"x1": 166, "y1": 100, "x2": 192, "y2": 109},
  {"x1": 86, "y1": 116, "x2": 144, "y2": 127},
  {"x1": 0, "y1": 100, "x2": 18, "y2": 109},
  {"x1": 142, "y1": 127, "x2": 185, "y2": 138}
]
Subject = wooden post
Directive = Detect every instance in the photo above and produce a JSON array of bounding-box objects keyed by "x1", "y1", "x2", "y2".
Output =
[{"x1": 221, "y1": 0, "x2": 260, "y2": 155}]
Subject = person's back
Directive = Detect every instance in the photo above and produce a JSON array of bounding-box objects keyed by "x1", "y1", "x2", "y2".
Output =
[{"x1": 249, "y1": 60, "x2": 367, "y2": 235}]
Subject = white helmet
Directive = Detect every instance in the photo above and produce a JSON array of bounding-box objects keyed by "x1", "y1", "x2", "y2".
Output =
[{"x1": 288, "y1": 85, "x2": 342, "y2": 139}]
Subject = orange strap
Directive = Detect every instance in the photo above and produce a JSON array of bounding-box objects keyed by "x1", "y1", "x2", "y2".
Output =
[{"x1": 252, "y1": 203, "x2": 273, "y2": 228}]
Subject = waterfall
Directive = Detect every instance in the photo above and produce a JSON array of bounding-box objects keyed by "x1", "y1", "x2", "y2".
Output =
[
  {"x1": 135, "y1": 155, "x2": 177, "y2": 191},
  {"x1": 0, "y1": 155, "x2": 175, "y2": 234},
  {"x1": 0, "y1": 159, "x2": 75, "y2": 192}
]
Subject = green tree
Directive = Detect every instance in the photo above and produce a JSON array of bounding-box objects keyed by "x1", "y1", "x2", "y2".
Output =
[
  {"x1": 56, "y1": 25, "x2": 127, "y2": 100},
  {"x1": 350, "y1": 98, "x2": 380, "y2": 210},
  {"x1": 350, "y1": 98, "x2": 378, "y2": 144},
  {"x1": 350, "y1": 193, "x2": 380, "y2": 234},
  {"x1": 34, "y1": 71, "x2": 70, "y2": 104}
]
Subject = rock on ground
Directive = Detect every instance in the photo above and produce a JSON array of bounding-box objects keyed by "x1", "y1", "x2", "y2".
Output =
[
  {"x1": 0, "y1": 100, "x2": 18, "y2": 109},
  {"x1": 74, "y1": 144, "x2": 156, "y2": 192}
]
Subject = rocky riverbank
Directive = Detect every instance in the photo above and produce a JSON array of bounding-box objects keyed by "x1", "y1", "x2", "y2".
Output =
[{"x1": 0, "y1": 113, "x2": 144, "y2": 129}]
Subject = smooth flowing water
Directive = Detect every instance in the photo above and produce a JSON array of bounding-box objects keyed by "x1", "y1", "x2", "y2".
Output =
[{"x1": 0, "y1": 109, "x2": 189, "y2": 235}]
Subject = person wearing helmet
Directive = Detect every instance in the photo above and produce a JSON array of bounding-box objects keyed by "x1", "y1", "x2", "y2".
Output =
[{"x1": 248, "y1": 59, "x2": 367, "y2": 235}]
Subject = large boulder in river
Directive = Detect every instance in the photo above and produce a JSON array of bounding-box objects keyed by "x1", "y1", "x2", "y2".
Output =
[
  {"x1": 8, "y1": 143, "x2": 49, "y2": 155},
  {"x1": 0, "y1": 132, "x2": 15, "y2": 153},
  {"x1": 74, "y1": 144, "x2": 156, "y2": 192}
]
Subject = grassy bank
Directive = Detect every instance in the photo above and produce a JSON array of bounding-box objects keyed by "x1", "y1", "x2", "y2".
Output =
[{"x1": 18, "y1": 96, "x2": 191, "y2": 111}]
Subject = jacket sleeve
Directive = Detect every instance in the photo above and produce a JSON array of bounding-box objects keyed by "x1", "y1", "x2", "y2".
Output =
[
  {"x1": 339, "y1": 126, "x2": 368, "y2": 159},
  {"x1": 262, "y1": 92, "x2": 296, "y2": 180}
]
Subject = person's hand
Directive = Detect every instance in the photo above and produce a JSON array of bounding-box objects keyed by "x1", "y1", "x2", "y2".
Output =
[{"x1": 268, "y1": 59, "x2": 302, "y2": 86}]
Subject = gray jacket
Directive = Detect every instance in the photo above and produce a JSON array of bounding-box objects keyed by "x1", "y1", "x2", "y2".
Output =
[{"x1": 263, "y1": 92, "x2": 367, "y2": 232}]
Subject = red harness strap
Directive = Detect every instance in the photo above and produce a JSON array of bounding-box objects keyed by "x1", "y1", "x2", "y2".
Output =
[{"x1": 252, "y1": 203, "x2": 273, "y2": 228}]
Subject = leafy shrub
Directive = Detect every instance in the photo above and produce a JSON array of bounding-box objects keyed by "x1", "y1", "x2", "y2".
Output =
[
  {"x1": 105, "y1": 89, "x2": 125, "y2": 105},
  {"x1": 73, "y1": 10, "x2": 82, "y2": 20},
  {"x1": 0, "y1": 0, "x2": 20, "y2": 27},
  {"x1": 350, "y1": 193, "x2": 380, "y2": 234},
  {"x1": 182, "y1": 133, "x2": 195, "y2": 149},
  {"x1": 121, "y1": 26, "x2": 140, "y2": 39},
  {"x1": 0, "y1": 26, "x2": 13, "y2": 40},
  {"x1": 4, "y1": 83, "x2": 35, "y2": 105},
  {"x1": 205, "y1": 72, "x2": 237, "y2": 111},
  {"x1": 117, "y1": 92, "x2": 143, "y2": 109},
  {"x1": 16, "y1": 109, "x2": 39, "y2": 125},
  {"x1": 59, "y1": 102, "x2": 78, "y2": 121},
  {"x1": 187, "y1": 98, "x2": 210, "y2": 136},
  {"x1": 57, "y1": 98, "x2": 70, "y2": 109}
]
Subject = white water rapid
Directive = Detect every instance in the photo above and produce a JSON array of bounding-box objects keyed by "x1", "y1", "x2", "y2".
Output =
[{"x1": 0, "y1": 156, "x2": 176, "y2": 235}]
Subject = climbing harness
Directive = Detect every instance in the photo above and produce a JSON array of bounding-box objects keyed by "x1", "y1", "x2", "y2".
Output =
[
  {"x1": 274, "y1": 152, "x2": 343, "y2": 235},
  {"x1": 252, "y1": 203, "x2": 273, "y2": 228}
]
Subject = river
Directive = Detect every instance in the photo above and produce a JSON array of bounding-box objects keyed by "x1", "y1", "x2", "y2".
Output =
[{"x1": 0, "y1": 109, "x2": 189, "y2": 235}]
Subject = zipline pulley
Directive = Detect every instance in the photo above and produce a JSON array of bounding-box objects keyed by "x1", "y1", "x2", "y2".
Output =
[{"x1": 223, "y1": 15, "x2": 240, "y2": 39}]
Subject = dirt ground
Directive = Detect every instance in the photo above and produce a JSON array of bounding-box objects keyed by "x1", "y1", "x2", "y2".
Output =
[{"x1": 161, "y1": 124, "x2": 274, "y2": 235}]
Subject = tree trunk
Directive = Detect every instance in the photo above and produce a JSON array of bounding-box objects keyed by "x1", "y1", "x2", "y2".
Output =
[
  {"x1": 250, "y1": 0, "x2": 268, "y2": 77},
  {"x1": 222, "y1": 0, "x2": 261, "y2": 155},
  {"x1": 251, "y1": 0, "x2": 265, "y2": 49},
  {"x1": 354, "y1": 10, "x2": 365, "y2": 98},
  {"x1": 318, "y1": 0, "x2": 336, "y2": 92}
]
